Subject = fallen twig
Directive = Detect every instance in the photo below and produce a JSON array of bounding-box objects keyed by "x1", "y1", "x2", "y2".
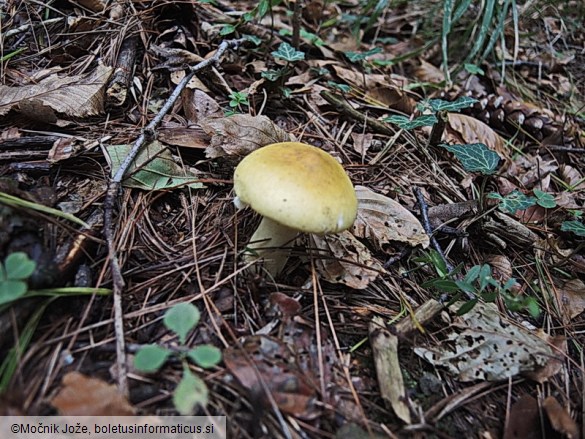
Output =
[{"x1": 103, "y1": 37, "x2": 246, "y2": 395}]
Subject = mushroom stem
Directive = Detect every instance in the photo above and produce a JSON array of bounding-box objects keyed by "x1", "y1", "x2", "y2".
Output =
[{"x1": 244, "y1": 216, "x2": 298, "y2": 277}]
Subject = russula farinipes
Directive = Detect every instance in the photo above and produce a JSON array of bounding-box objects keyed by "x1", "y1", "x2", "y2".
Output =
[{"x1": 233, "y1": 141, "x2": 358, "y2": 276}]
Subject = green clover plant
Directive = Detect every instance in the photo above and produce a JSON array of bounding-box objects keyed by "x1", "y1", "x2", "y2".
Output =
[{"x1": 134, "y1": 303, "x2": 222, "y2": 415}]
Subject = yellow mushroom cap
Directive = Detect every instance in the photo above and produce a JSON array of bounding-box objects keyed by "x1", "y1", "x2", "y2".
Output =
[{"x1": 234, "y1": 142, "x2": 357, "y2": 234}]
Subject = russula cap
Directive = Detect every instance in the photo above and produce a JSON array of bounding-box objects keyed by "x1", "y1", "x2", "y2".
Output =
[{"x1": 234, "y1": 142, "x2": 357, "y2": 234}]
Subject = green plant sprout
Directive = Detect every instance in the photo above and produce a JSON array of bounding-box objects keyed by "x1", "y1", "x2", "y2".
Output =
[
  {"x1": 420, "y1": 251, "x2": 540, "y2": 317},
  {"x1": 0, "y1": 252, "x2": 110, "y2": 309},
  {"x1": 226, "y1": 91, "x2": 250, "y2": 115},
  {"x1": 134, "y1": 302, "x2": 222, "y2": 415},
  {"x1": 261, "y1": 42, "x2": 305, "y2": 97}
]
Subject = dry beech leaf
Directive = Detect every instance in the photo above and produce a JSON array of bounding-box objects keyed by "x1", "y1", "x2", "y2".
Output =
[
  {"x1": 542, "y1": 396, "x2": 580, "y2": 439},
  {"x1": 200, "y1": 114, "x2": 291, "y2": 158},
  {"x1": 445, "y1": 113, "x2": 508, "y2": 160},
  {"x1": 76, "y1": 0, "x2": 106, "y2": 12},
  {"x1": 353, "y1": 185, "x2": 430, "y2": 250},
  {"x1": 557, "y1": 278, "x2": 585, "y2": 322},
  {"x1": 310, "y1": 231, "x2": 383, "y2": 289},
  {"x1": 51, "y1": 372, "x2": 135, "y2": 415},
  {"x1": 0, "y1": 64, "x2": 112, "y2": 118},
  {"x1": 158, "y1": 126, "x2": 210, "y2": 149},
  {"x1": 415, "y1": 302, "x2": 555, "y2": 382},
  {"x1": 350, "y1": 133, "x2": 374, "y2": 155}
]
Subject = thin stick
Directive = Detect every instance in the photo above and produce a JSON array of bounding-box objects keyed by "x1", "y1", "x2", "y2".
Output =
[
  {"x1": 413, "y1": 187, "x2": 454, "y2": 273},
  {"x1": 103, "y1": 38, "x2": 246, "y2": 395}
]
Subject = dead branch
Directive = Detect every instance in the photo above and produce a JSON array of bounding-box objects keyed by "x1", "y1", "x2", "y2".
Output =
[{"x1": 103, "y1": 37, "x2": 246, "y2": 395}]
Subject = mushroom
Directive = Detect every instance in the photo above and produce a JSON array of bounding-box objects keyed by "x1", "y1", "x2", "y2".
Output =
[{"x1": 233, "y1": 141, "x2": 357, "y2": 277}]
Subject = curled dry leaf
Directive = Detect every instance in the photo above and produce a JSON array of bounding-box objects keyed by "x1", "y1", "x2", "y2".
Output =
[
  {"x1": 369, "y1": 316, "x2": 412, "y2": 423},
  {"x1": 200, "y1": 114, "x2": 291, "y2": 158},
  {"x1": 445, "y1": 113, "x2": 508, "y2": 161},
  {"x1": 0, "y1": 64, "x2": 112, "y2": 118},
  {"x1": 353, "y1": 185, "x2": 430, "y2": 250},
  {"x1": 415, "y1": 302, "x2": 556, "y2": 382},
  {"x1": 183, "y1": 89, "x2": 222, "y2": 124},
  {"x1": 310, "y1": 231, "x2": 383, "y2": 289},
  {"x1": 542, "y1": 396, "x2": 580, "y2": 439},
  {"x1": 51, "y1": 371, "x2": 135, "y2": 415}
]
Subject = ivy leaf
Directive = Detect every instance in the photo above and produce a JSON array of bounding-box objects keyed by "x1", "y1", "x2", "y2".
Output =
[
  {"x1": 261, "y1": 69, "x2": 285, "y2": 81},
  {"x1": 383, "y1": 114, "x2": 438, "y2": 130},
  {"x1": 533, "y1": 189, "x2": 557, "y2": 209},
  {"x1": 345, "y1": 47, "x2": 383, "y2": 62},
  {"x1": 429, "y1": 96, "x2": 478, "y2": 112},
  {"x1": 134, "y1": 345, "x2": 172, "y2": 373},
  {"x1": 271, "y1": 42, "x2": 305, "y2": 62},
  {"x1": 561, "y1": 220, "x2": 585, "y2": 237},
  {"x1": 488, "y1": 191, "x2": 537, "y2": 213},
  {"x1": 243, "y1": 35, "x2": 262, "y2": 46},
  {"x1": 441, "y1": 143, "x2": 500, "y2": 174},
  {"x1": 164, "y1": 303, "x2": 200, "y2": 345},
  {"x1": 327, "y1": 81, "x2": 351, "y2": 93},
  {"x1": 187, "y1": 345, "x2": 222, "y2": 368}
]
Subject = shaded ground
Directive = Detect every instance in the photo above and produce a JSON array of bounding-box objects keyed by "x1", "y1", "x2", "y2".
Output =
[{"x1": 1, "y1": 0, "x2": 584, "y2": 437}]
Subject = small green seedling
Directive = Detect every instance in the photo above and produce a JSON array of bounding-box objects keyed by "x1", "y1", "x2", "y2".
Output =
[
  {"x1": 422, "y1": 257, "x2": 540, "y2": 318},
  {"x1": 0, "y1": 252, "x2": 36, "y2": 306},
  {"x1": 134, "y1": 303, "x2": 222, "y2": 415},
  {"x1": 228, "y1": 91, "x2": 250, "y2": 113}
]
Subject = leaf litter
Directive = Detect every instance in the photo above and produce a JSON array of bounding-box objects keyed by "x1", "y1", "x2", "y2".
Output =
[{"x1": 0, "y1": 0, "x2": 584, "y2": 437}]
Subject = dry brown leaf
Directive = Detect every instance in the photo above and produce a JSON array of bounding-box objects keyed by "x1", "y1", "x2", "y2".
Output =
[
  {"x1": 523, "y1": 333, "x2": 566, "y2": 383},
  {"x1": 200, "y1": 114, "x2": 291, "y2": 158},
  {"x1": 51, "y1": 372, "x2": 135, "y2": 415},
  {"x1": 485, "y1": 255, "x2": 513, "y2": 284},
  {"x1": 223, "y1": 335, "x2": 319, "y2": 419},
  {"x1": 559, "y1": 164, "x2": 585, "y2": 190},
  {"x1": 414, "y1": 59, "x2": 445, "y2": 84},
  {"x1": 503, "y1": 394, "x2": 542, "y2": 439},
  {"x1": 369, "y1": 316, "x2": 412, "y2": 423},
  {"x1": 183, "y1": 89, "x2": 222, "y2": 124},
  {"x1": 543, "y1": 396, "x2": 580, "y2": 439},
  {"x1": 415, "y1": 302, "x2": 555, "y2": 382},
  {"x1": 0, "y1": 64, "x2": 112, "y2": 118},
  {"x1": 557, "y1": 278, "x2": 585, "y2": 322},
  {"x1": 310, "y1": 231, "x2": 383, "y2": 289},
  {"x1": 445, "y1": 113, "x2": 508, "y2": 160},
  {"x1": 76, "y1": 0, "x2": 106, "y2": 12},
  {"x1": 158, "y1": 127, "x2": 210, "y2": 149},
  {"x1": 350, "y1": 133, "x2": 374, "y2": 155},
  {"x1": 353, "y1": 185, "x2": 430, "y2": 250}
]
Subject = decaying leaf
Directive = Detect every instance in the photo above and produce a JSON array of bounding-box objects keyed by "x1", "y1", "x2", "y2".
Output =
[
  {"x1": 183, "y1": 89, "x2": 222, "y2": 124},
  {"x1": 445, "y1": 113, "x2": 508, "y2": 160},
  {"x1": 369, "y1": 316, "x2": 412, "y2": 423},
  {"x1": 106, "y1": 140, "x2": 203, "y2": 190},
  {"x1": 353, "y1": 185, "x2": 430, "y2": 250},
  {"x1": 523, "y1": 333, "x2": 566, "y2": 383},
  {"x1": 559, "y1": 164, "x2": 585, "y2": 190},
  {"x1": 310, "y1": 231, "x2": 383, "y2": 289},
  {"x1": 223, "y1": 335, "x2": 319, "y2": 419},
  {"x1": 200, "y1": 114, "x2": 291, "y2": 158},
  {"x1": 414, "y1": 302, "x2": 557, "y2": 382},
  {"x1": 51, "y1": 372, "x2": 135, "y2": 415},
  {"x1": 0, "y1": 64, "x2": 112, "y2": 118}
]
